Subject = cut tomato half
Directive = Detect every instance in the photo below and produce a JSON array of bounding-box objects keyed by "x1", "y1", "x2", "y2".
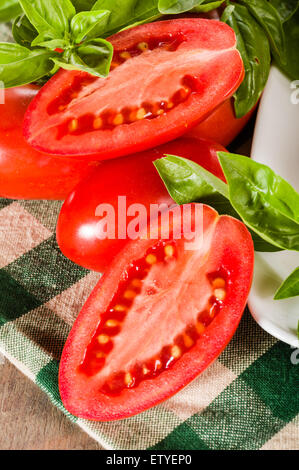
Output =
[
  {"x1": 24, "y1": 19, "x2": 244, "y2": 159},
  {"x1": 59, "y1": 204, "x2": 254, "y2": 421}
]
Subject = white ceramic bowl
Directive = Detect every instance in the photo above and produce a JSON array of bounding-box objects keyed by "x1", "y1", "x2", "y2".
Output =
[{"x1": 249, "y1": 66, "x2": 299, "y2": 347}]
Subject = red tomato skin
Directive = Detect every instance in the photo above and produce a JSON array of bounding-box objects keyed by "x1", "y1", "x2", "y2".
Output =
[
  {"x1": 59, "y1": 204, "x2": 254, "y2": 421},
  {"x1": 0, "y1": 86, "x2": 100, "y2": 200},
  {"x1": 24, "y1": 19, "x2": 244, "y2": 159},
  {"x1": 57, "y1": 137, "x2": 226, "y2": 272},
  {"x1": 187, "y1": 98, "x2": 257, "y2": 146}
]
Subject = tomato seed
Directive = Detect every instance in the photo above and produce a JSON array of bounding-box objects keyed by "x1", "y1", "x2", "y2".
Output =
[
  {"x1": 214, "y1": 288, "x2": 226, "y2": 301},
  {"x1": 113, "y1": 113, "x2": 124, "y2": 126},
  {"x1": 97, "y1": 334, "x2": 110, "y2": 345},
  {"x1": 93, "y1": 117, "x2": 103, "y2": 130},
  {"x1": 105, "y1": 319, "x2": 119, "y2": 328},
  {"x1": 146, "y1": 254, "x2": 157, "y2": 265},
  {"x1": 68, "y1": 119, "x2": 78, "y2": 132},
  {"x1": 137, "y1": 42, "x2": 149, "y2": 52},
  {"x1": 124, "y1": 290, "x2": 137, "y2": 300},
  {"x1": 212, "y1": 277, "x2": 226, "y2": 289},
  {"x1": 120, "y1": 51, "x2": 131, "y2": 60}
]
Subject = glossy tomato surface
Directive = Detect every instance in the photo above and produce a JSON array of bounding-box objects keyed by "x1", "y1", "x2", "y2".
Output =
[
  {"x1": 57, "y1": 137, "x2": 226, "y2": 272},
  {"x1": 187, "y1": 99, "x2": 257, "y2": 147},
  {"x1": 24, "y1": 19, "x2": 244, "y2": 159},
  {"x1": 0, "y1": 86, "x2": 100, "y2": 200},
  {"x1": 59, "y1": 203, "x2": 254, "y2": 421}
]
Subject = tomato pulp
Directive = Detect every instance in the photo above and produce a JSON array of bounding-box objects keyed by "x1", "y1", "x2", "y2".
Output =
[
  {"x1": 24, "y1": 19, "x2": 244, "y2": 159},
  {"x1": 59, "y1": 203, "x2": 254, "y2": 421},
  {"x1": 0, "y1": 86, "x2": 100, "y2": 200},
  {"x1": 57, "y1": 137, "x2": 226, "y2": 272}
]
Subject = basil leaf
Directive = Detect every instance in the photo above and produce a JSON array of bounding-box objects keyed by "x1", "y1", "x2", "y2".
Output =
[
  {"x1": 12, "y1": 14, "x2": 38, "y2": 48},
  {"x1": 238, "y1": 0, "x2": 286, "y2": 61},
  {"x1": 154, "y1": 155, "x2": 280, "y2": 252},
  {"x1": 158, "y1": 0, "x2": 204, "y2": 14},
  {"x1": 269, "y1": 0, "x2": 299, "y2": 23},
  {"x1": 218, "y1": 152, "x2": 299, "y2": 251},
  {"x1": 192, "y1": 1, "x2": 225, "y2": 13},
  {"x1": 222, "y1": 4, "x2": 271, "y2": 118},
  {"x1": 0, "y1": 42, "x2": 54, "y2": 87},
  {"x1": 72, "y1": 0, "x2": 98, "y2": 12},
  {"x1": 19, "y1": 0, "x2": 76, "y2": 41},
  {"x1": 71, "y1": 10, "x2": 111, "y2": 43},
  {"x1": 91, "y1": 0, "x2": 161, "y2": 37},
  {"x1": 275, "y1": 8, "x2": 299, "y2": 81},
  {"x1": 54, "y1": 38, "x2": 113, "y2": 77},
  {"x1": 0, "y1": 0, "x2": 22, "y2": 22},
  {"x1": 274, "y1": 268, "x2": 299, "y2": 300},
  {"x1": 154, "y1": 155, "x2": 229, "y2": 204}
]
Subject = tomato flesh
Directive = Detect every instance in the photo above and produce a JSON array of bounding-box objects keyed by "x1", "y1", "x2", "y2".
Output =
[
  {"x1": 0, "y1": 86, "x2": 100, "y2": 200},
  {"x1": 59, "y1": 204, "x2": 254, "y2": 421},
  {"x1": 57, "y1": 137, "x2": 226, "y2": 272},
  {"x1": 24, "y1": 19, "x2": 244, "y2": 158}
]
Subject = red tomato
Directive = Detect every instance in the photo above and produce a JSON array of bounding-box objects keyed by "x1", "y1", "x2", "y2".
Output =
[
  {"x1": 0, "y1": 86, "x2": 100, "y2": 200},
  {"x1": 187, "y1": 98, "x2": 257, "y2": 146},
  {"x1": 59, "y1": 203, "x2": 254, "y2": 421},
  {"x1": 57, "y1": 137, "x2": 226, "y2": 272},
  {"x1": 24, "y1": 19, "x2": 244, "y2": 159}
]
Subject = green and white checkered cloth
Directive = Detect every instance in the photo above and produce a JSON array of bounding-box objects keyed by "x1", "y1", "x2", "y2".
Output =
[{"x1": 0, "y1": 24, "x2": 298, "y2": 451}]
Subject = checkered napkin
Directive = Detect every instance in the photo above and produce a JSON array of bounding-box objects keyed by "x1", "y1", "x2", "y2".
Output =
[{"x1": 0, "y1": 26, "x2": 298, "y2": 451}]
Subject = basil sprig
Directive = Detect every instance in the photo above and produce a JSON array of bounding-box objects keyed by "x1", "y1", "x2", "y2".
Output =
[
  {"x1": 154, "y1": 154, "x2": 280, "y2": 252},
  {"x1": 155, "y1": 151, "x2": 299, "y2": 255},
  {"x1": 1, "y1": 0, "x2": 113, "y2": 87}
]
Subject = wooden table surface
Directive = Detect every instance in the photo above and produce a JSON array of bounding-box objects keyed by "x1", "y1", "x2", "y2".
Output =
[{"x1": 0, "y1": 355, "x2": 103, "y2": 450}]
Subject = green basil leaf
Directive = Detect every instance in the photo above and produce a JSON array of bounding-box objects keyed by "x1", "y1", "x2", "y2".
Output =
[
  {"x1": 218, "y1": 152, "x2": 299, "y2": 251},
  {"x1": 158, "y1": 0, "x2": 204, "y2": 14},
  {"x1": 154, "y1": 155, "x2": 229, "y2": 204},
  {"x1": 0, "y1": 42, "x2": 55, "y2": 87},
  {"x1": 71, "y1": 10, "x2": 111, "y2": 43},
  {"x1": 238, "y1": 0, "x2": 286, "y2": 61},
  {"x1": 91, "y1": 0, "x2": 161, "y2": 37},
  {"x1": 154, "y1": 155, "x2": 280, "y2": 252},
  {"x1": 0, "y1": 0, "x2": 22, "y2": 22},
  {"x1": 12, "y1": 14, "x2": 38, "y2": 48},
  {"x1": 54, "y1": 38, "x2": 113, "y2": 77},
  {"x1": 274, "y1": 267, "x2": 299, "y2": 300},
  {"x1": 222, "y1": 4, "x2": 271, "y2": 118},
  {"x1": 275, "y1": 8, "x2": 299, "y2": 81},
  {"x1": 33, "y1": 38, "x2": 69, "y2": 50},
  {"x1": 269, "y1": 0, "x2": 299, "y2": 22},
  {"x1": 19, "y1": 0, "x2": 76, "y2": 40},
  {"x1": 191, "y1": 1, "x2": 225, "y2": 13}
]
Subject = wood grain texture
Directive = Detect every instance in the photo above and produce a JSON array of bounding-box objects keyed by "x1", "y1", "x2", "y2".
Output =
[{"x1": 0, "y1": 356, "x2": 103, "y2": 450}]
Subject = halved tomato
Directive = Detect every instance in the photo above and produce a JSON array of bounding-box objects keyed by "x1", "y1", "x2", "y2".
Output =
[
  {"x1": 0, "y1": 86, "x2": 100, "y2": 200},
  {"x1": 57, "y1": 137, "x2": 226, "y2": 272},
  {"x1": 24, "y1": 19, "x2": 244, "y2": 159},
  {"x1": 59, "y1": 203, "x2": 254, "y2": 421}
]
